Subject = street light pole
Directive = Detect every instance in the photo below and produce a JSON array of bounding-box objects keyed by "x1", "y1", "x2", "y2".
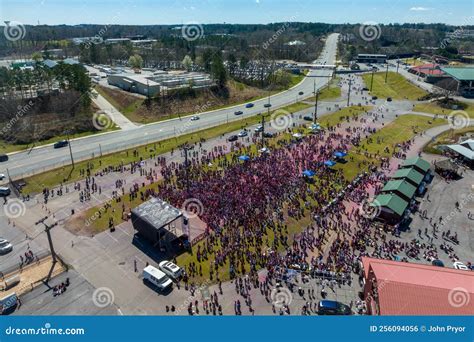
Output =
[
  {"x1": 370, "y1": 69, "x2": 375, "y2": 92},
  {"x1": 66, "y1": 131, "x2": 75, "y2": 168},
  {"x1": 385, "y1": 63, "x2": 389, "y2": 83}
]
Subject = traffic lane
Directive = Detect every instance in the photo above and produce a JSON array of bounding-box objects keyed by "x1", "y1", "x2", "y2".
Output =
[{"x1": 2, "y1": 38, "x2": 338, "y2": 177}]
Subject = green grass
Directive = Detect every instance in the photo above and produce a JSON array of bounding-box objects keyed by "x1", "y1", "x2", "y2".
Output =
[
  {"x1": 423, "y1": 127, "x2": 474, "y2": 154},
  {"x1": 362, "y1": 72, "x2": 427, "y2": 100},
  {"x1": 20, "y1": 102, "x2": 312, "y2": 194},
  {"x1": 95, "y1": 86, "x2": 144, "y2": 122},
  {"x1": 413, "y1": 102, "x2": 474, "y2": 118},
  {"x1": 305, "y1": 77, "x2": 342, "y2": 102},
  {"x1": 336, "y1": 114, "x2": 447, "y2": 180}
]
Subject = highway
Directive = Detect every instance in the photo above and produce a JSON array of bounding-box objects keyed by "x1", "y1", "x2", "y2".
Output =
[{"x1": 1, "y1": 33, "x2": 339, "y2": 180}]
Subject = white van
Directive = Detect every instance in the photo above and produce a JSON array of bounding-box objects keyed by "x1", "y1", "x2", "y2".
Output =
[{"x1": 143, "y1": 265, "x2": 172, "y2": 290}]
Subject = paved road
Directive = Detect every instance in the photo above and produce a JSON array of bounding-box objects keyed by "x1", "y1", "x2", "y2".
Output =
[{"x1": 1, "y1": 34, "x2": 340, "y2": 180}]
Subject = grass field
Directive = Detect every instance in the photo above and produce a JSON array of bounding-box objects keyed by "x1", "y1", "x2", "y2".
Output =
[
  {"x1": 336, "y1": 114, "x2": 447, "y2": 180},
  {"x1": 413, "y1": 101, "x2": 474, "y2": 118},
  {"x1": 362, "y1": 72, "x2": 427, "y2": 100},
  {"x1": 305, "y1": 77, "x2": 341, "y2": 102},
  {"x1": 423, "y1": 127, "x2": 474, "y2": 154},
  {"x1": 21, "y1": 102, "x2": 313, "y2": 194}
]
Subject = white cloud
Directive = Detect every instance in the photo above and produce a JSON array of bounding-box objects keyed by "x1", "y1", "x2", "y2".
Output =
[{"x1": 410, "y1": 6, "x2": 432, "y2": 11}]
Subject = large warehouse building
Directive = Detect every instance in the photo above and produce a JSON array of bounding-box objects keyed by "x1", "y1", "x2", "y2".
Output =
[{"x1": 107, "y1": 71, "x2": 214, "y2": 97}]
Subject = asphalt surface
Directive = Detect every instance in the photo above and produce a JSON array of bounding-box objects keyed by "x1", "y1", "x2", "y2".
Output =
[{"x1": 1, "y1": 34, "x2": 339, "y2": 180}]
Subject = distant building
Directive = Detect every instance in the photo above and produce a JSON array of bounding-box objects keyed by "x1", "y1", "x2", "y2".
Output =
[
  {"x1": 441, "y1": 67, "x2": 474, "y2": 98},
  {"x1": 105, "y1": 38, "x2": 131, "y2": 44},
  {"x1": 408, "y1": 63, "x2": 447, "y2": 83},
  {"x1": 284, "y1": 40, "x2": 306, "y2": 46},
  {"x1": 107, "y1": 70, "x2": 213, "y2": 97},
  {"x1": 356, "y1": 54, "x2": 387, "y2": 64},
  {"x1": 362, "y1": 257, "x2": 474, "y2": 315}
]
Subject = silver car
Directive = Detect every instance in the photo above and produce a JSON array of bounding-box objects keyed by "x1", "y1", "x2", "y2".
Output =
[
  {"x1": 0, "y1": 238, "x2": 13, "y2": 255},
  {"x1": 158, "y1": 260, "x2": 183, "y2": 279}
]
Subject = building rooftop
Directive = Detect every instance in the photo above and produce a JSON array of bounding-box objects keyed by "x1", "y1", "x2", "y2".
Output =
[
  {"x1": 362, "y1": 257, "x2": 474, "y2": 315},
  {"x1": 410, "y1": 63, "x2": 445, "y2": 76},
  {"x1": 391, "y1": 168, "x2": 424, "y2": 185},
  {"x1": 373, "y1": 193, "x2": 409, "y2": 216},
  {"x1": 131, "y1": 197, "x2": 182, "y2": 231},
  {"x1": 381, "y1": 179, "x2": 417, "y2": 199},
  {"x1": 447, "y1": 144, "x2": 474, "y2": 160},
  {"x1": 441, "y1": 67, "x2": 474, "y2": 81},
  {"x1": 401, "y1": 157, "x2": 431, "y2": 173}
]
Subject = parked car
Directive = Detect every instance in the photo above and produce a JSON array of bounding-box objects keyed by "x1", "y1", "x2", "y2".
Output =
[
  {"x1": 228, "y1": 135, "x2": 238, "y2": 142},
  {"x1": 263, "y1": 132, "x2": 275, "y2": 138},
  {"x1": 142, "y1": 265, "x2": 173, "y2": 290},
  {"x1": 432, "y1": 259, "x2": 444, "y2": 267},
  {"x1": 317, "y1": 300, "x2": 352, "y2": 315},
  {"x1": 234, "y1": 110, "x2": 243, "y2": 116},
  {"x1": 238, "y1": 130, "x2": 248, "y2": 137},
  {"x1": 0, "y1": 238, "x2": 13, "y2": 255},
  {"x1": 53, "y1": 140, "x2": 69, "y2": 149},
  {"x1": 362, "y1": 87, "x2": 369, "y2": 91},
  {"x1": 0, "y1": 154, "x2": 8, "y2": 162},
  {"x1": 245, "y1": 103, "x2": 254, "y2": 108},
  {"x1": 254, "y1": 125, "x2": 264, "y2": 133},
  {"x1": 0, "y1": 186, "x2": 11, "y2": 197},
  {"x1": 371, "y1": 96, "x2": 378, "y2": 100},
  {"x1": 263, "y1": 103, "x2": 272, "y2": 108},
  {"x1": 190, "y1": 116, "x2": 199, "y2": 121},
  {"x1": 453, "y1": 261, "x2": 469, "y2": 270},
  {"x1": 303, "y1": 116, "x2": 313, "y2": 121},
  {"x1": 0, "y1": 173, "x2": 5, "y2": 181},
  {"x1": 158, "y1": 261, "x2": 183, "y2": 279},
  {"x1": 387, "y1": 97, "x2": 392, "y2": 102}
]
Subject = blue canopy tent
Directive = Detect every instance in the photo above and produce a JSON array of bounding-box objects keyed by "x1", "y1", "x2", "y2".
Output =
[
  {"x1": 324, "y1": 160, "x2": 336, "y2": 167},
  {"x1": 334, "y1": 151, "x2": 347, "y2": 158},
  {"x1": 238, "y1": 155, "x2": 250, "y2": 161},
  {"x1": 302, "y1": 170, "x2": 316, "y2": 177}
]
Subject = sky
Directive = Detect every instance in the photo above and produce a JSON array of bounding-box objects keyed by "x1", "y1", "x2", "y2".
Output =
[{"x1": 0, "y1": 0, "x2": 472, "y2": 26}]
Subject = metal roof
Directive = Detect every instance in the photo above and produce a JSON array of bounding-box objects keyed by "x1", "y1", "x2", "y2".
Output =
[
  {"x1": 131, "y1": 197, "x2": 182, "y2": 230},
  {"x1": 401, "y1": 157, "x2": 431, "y2": 173},
  {"x1": 441, "y1": 67, "x2": 474, "y2": 81},
  {"x1": 446, "y1": 144, "x2": 474, "y2": 160},
  {"x1": 381, "y1": 179, "x2": 417, "y2": 199},
  {"x1": 373, "y1": 193, "x2": 409, "y2": 216},
  {"x1": 391, "y1": 168, "x2": 424, "y2": 185},
  {"x1": 362, "y1": 257, "x2": 474, "y2": 315}
]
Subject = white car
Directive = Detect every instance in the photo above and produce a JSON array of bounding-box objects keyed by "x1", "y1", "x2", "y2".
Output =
[
  {"x1": 453, "y1": 261, "x2": 469, "y2": 271},
  {"x1": 190, "y1": 116, "x2": 199, "y2": 121},
  {"x1": 143, "y1": 265, "x2": 173, "y2": 290},
  {"x1": 0, "y1": 173, "x2": 5, "y2": 180},
  {"x1": 0, "y1": 238, "x2": 13, "y2": 255},
  {"x1": 238, "y1": 130, "x2": 248, "y2": 137},
  {"x1": 158, "y1": 260, "x2": 183, "y2": 279}
]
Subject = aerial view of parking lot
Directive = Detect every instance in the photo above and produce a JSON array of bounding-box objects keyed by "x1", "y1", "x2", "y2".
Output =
[{"x1": 0, "y1": 1, "x2": 472, "y2": 341}]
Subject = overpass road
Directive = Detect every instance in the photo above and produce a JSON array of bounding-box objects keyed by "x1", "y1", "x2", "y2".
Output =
[{"x1": 1, "y1": 33, "x2": 339, "y2": 180}]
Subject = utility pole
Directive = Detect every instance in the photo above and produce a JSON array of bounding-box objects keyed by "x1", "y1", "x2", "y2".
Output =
[
  {"x1": 385, "y1": 63, "x2": 389, "y2": 83},
  {"x1": 370, "y1": 69, "x2": 375, "y2": 92},
  {"x1": 314, "y1": 79, "x2": 320, "y2": 122},
  {"x1": 66, "y1": 131, "x2": 75, "y2": 168},
  {"x1": 396, "y1": 60, "x2": 400, "y2": 73},
  {"x1": 347, "y1": 78, "x2": 352, "y2": 107},
  {"x1": 35, "y1": 216, "x2": 58, "y2": 282}
]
